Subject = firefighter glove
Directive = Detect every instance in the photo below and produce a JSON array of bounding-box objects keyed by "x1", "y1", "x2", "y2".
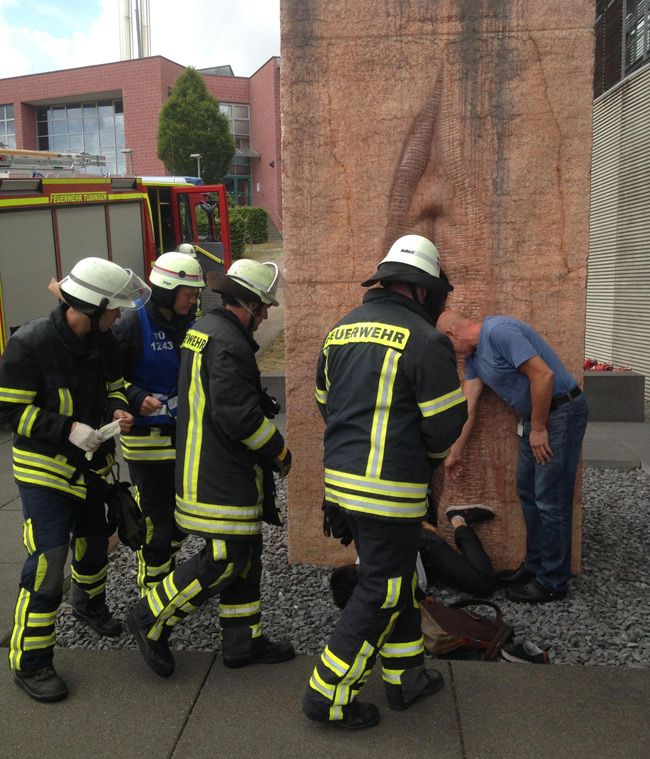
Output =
[
  {"x1": 322, "y1": 501, "x2": 353, "y2": 547},
  {"x1": 271, "y1": 447, "x2": 292, "y2": 478},
  {"x1": 69, "y1": 423, "x2": 102, "y2": 453}
]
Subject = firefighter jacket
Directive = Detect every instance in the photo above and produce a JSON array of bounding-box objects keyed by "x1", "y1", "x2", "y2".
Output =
[
  {"x1": 0, "y1": 304, "x2": 128, "y2": 500},
  {"x1": 112, "y1": 301, "x2": 192, "y2": 463},
  {"x1": 315, "y1": 287, "x2": 468, "y2": 522},
  {"x1": 174, "y1": 307, "x2": 286, "y2": 540}
]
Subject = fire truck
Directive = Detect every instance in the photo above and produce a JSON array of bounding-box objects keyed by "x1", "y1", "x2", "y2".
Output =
[{"x1": 0, "y1": 148, "x2": 232, "y2": 351}]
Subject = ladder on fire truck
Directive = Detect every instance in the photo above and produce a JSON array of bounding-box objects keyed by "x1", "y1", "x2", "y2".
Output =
[{"x1": 0, "y1": 148, "x2": 107, "y2": 178}]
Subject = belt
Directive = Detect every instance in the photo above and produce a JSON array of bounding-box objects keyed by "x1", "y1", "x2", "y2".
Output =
[{"x1": 549, "y1": 386, "x2": 582, "y2": 412}]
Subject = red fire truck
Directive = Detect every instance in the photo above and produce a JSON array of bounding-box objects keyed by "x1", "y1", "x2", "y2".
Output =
[{"x1": 0, "y1": 148, "x2": 231, "y2": 351}]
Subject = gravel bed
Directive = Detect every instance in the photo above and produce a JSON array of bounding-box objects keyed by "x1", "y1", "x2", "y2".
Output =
[{"x1": 56, "y1": 468, "x2": 650, "y2": 667}]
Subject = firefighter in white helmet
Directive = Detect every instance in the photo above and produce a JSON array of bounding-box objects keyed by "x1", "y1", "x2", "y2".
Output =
[
  {"x1": 302, "y1": 234, "x2": 467, "y2": 729},
  {"x1": 127, "y1": 258, "x2": 294, "y2": 677},
  {"x1": 0, "y1": 257, "x2": 150, "y2": 703},
  {"x1": 112, "y1": 252, "x2": 205, "y2": 596}
]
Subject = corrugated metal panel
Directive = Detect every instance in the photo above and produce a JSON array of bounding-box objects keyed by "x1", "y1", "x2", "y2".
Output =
[
  {"x1": 107, "y1": 203, "x2": 145, "y2": 278},
  {"x1": 0, "y1": 209, "x2": 58, "y2": 329},
  {"x1": 56, "y1": 206, "x2": 109, "y2": 275},
  {"x1": 587, "y1": 63, "x2": 650, "y2": 398}
]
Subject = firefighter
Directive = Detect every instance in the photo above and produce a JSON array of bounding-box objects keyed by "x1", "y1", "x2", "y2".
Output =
[
  {"x1": 127, "y1": 258, "x2": 294, "y2": 677},
  {"x1": 1, "y1": 257, "x2": 151, "y2": 703},
  {"x1": 112, "y1": 251, "x2": 205, "y2": 596},
  {"x1": 302, "y1": 235, "x2": 468, "y2": 729}
]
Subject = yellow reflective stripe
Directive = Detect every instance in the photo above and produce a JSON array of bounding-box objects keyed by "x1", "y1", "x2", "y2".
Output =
[
  {"x1": 87, "y1": 585, "x2": 105, "y2": 598},
  {"x1": 419, "y1": 386, "x2": 466, "y2": 417},
  {"x1": 28, "y1": 610, "x2": 58, "y2": 627},
  {"x1": 34, "y1": 555, "x2": 48, "y2": 592},
  {"x1": 121, "y1": 432, "x2": 173, "y2": 447},
  {"x1": 366, "y1": 348, "x2": 400, "y2": 479},
  {"x1": 325, "y1": 487, "x2": 427, "y2": 518},
  {"x1": 75, "y1": 538, "x2": 87, "y2": 562},
  {"x1": 175, "y1": 511, "x2": 262, "y2": 536},
  {"x1": 150, "y1": 578, "x2": 202, "y2": 640},
  {"x1": 377, "y1": 610, "x2": 400, "y2": 649},
  {"x1": 14, "y1": 466, "x2": 86, "y2": 498},
  {"x1": 17, "y1": 405, "x2": 39, "y2": 437},
  {"x1": 220, "y1": 601, "x2": 261, "y2": 618},
  {"x1": 315, "y1": 386, "x2": 328, "y2": 404},
  {"x1": 23, "y1": 518, "x2": 36, "y2": 555},
  {"x1": 175, "y1": 495, "x2": 262, "y2": 521},
  {"x1": 108, "y1": 391, "x2": 128, "y2": 404},
  {"x1": 212, "y1": 539, "x2": 227, "y2": 561},
  {"x1": 0, "y1": 387, "x2": 37, "y2": 403},
  {"x1": 208, "y1": 561, "x2": 235, "y2": 588},
  {"x1": 58, "y1": 388, "x2": 73, "y2": 416},
  {"x1": 322, "y1": 646, "x2": 348, "y2": 677},
  {"x1": 324, "y1": 322, "x2": 411, "y2": 350},
  {"x1": 147, "y1": 587, "x2": 165, "y2": 617},
  {"x1": 381, "y1": 668, "x2": 404, "y2": 685},
  {"x1": 428, "y1": 447, "x2": 451, "y2": 459},
  {"x1": 182, "y1": 329, "x2": 209, "y2": 353},
  {"x1": 325, "y1": 468, "x2": 427, "y2": 497},
  {"x1": 333, "y1": 641, "x2": 374, "y2": 707},
  {"x1": 250, "y1": 621, "x2": 262, "y2": 639},
  {"x1": 241, "y1": 417, "x2": 276, "y2": 450},
  {"x1": 380, "y1": 639, "x2": 424, "y2": 657},
  {"x1": 107, "y1": 379, "x2": 125, "y2": 392},
  {"x1": 309, "y1": 669, "x2": 335, "y2": 699},
  {"x1": 183, "y1": 352, "x2": 204, "y2": 502},
  {"x1": 122, "y1": 449, "x2": 175, "y2": 461},
  {"x1": 13, "y1": 448, "x2": 78, "y2": 478},
  {"x1": 23, "y1": 633, "x2": 56, "y2": 650},
  {"x1": 381, "y1": 577, "x2": 402, "y2": 609},
  {"x1": 71, "y1": 565, "x2": 108, "y2": 584},
  {"x1": 9, "y1": 588, "x2": 30, "y2": 670}
]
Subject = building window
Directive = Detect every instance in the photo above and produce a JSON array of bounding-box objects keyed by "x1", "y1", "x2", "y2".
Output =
[
  {"x1": 220, "y1": 103, "x2": 253, "y2": 205},
  {"x1": 36, "y1": 100, "x2": 125, "y2": 175},
  {"x1": 625, "y1": 0, "x2": 650, "y2": 71},
  {"x1": 0, "y1": 104, "x2": 16, "y2": 148},
  {"x1": 219, "y1": 103, "x2": 251, "y2": 137}
]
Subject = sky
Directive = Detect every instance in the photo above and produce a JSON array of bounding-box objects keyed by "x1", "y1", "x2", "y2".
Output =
[{"x1": 0, "y1": 0, "x2": 281, "y2": 79}]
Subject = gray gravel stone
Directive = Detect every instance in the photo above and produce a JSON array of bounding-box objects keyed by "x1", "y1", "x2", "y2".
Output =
[{"x1": 56, "y1": 468, "x2": 650, "y2": 667}]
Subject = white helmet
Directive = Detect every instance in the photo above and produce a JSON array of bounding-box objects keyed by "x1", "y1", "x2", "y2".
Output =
[
  {"x1": 226, "y1": 259, "x2": 279, "y2": 306},
  {"x1": 150, "y1": 252, "x2": 205, "y2": 290},
  {"x1": 59, "y1": 257, "x2": 151, "y2": 312},
  {"x1": 177, "y1": 243, "x2": 197, "y2": 259}
]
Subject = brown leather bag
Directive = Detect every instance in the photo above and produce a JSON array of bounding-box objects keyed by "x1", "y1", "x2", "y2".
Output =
[{"x1": 419, "y1": 597, "x2": 514, "y2": 661}]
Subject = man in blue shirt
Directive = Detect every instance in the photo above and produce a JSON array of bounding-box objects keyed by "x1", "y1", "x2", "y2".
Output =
[{"x1": 436, "y1": 311, "x2": 589, "y2": 603}]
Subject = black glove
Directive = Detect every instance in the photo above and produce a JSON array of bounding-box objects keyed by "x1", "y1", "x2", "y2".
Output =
[
  {"x1": 322, "y1": 500, "x2": 353, "y2": 547},
  {"x1": 271, "y1": 447, "x2": 292, "y2": 478},
  {"x1": 260, "y1": 389, "x2": 282, "y2": 419}
]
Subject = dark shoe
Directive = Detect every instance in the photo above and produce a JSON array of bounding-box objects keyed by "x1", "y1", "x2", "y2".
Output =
[
  {"x1": 497, "y1": 563, "x2": 534, "y2": 586},
  {"x1": 72, "y1": 604, "x2": 122, "y2": 637},
  {"x1": 445, "y1": 505, "x2": 495, "y2": 527},
  {"x1": 14, "y1": 665, "x2": 68, "y2": 703},
  {"x1": 506, "y1": 578, "x2": 567, "y2": 604},
  {"x1": 303, "y1": 697, "x2": 381, "y2": 730},
  {"x1": 502, "y1": 640, "x2": 550, "y2": 664},
  {"x1": 127, "y1": 611, "x2": 175, "y2": 677},
  {"x1": 387, "y1": 669, "x2": 444, "y2": 711},
  {"x1": 223, "y1": 635, "x2": 295, "y2": 669}
]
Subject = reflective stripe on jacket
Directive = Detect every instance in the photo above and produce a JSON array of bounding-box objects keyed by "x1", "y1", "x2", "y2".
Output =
[{"x1": 315, "y1": 288, "x2": 467, "y2": 521}]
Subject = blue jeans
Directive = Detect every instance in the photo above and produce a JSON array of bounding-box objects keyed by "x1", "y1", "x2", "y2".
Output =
[{"x1": 516, "y1": 394, "x2": 588, "y2": 593}]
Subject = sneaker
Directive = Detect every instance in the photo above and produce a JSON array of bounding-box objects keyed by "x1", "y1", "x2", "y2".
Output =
[
  {"x1": 14, "y1": 665, "x2": 68, "y2": 703},
  {"x1": 72, "y1": 604, "x2": 123, "y2": 637},
  {"x1": 502, "y1": 640, "x2": 550, "y2": 664},
  {"x1": 302, "y1": 697, "x2": 381, "y2": 730},
  {"x1": 386, "y1": 669, "x2": 444, "y2": 711},
  {"x1": 223, "y1": 635, "x2": 295, "y2": 669},
  {"x1": 445, "y1": 505, "x2": 495, "y2": 527},
  {"x1": 127, "y1": 611, "x2": 175, "y2": 678}
]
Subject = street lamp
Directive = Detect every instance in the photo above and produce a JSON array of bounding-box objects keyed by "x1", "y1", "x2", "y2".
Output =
[
  {"x1": 190, "y1": 153, "x2": 202, "y2": 179},
  {"x1": 120, "y1": 148, "x2": 134, "y2": 175}
]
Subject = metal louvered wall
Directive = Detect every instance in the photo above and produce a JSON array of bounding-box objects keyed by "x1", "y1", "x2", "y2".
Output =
[{"x1": 586, "y1": 62, "x2": 650, "y2": 398}]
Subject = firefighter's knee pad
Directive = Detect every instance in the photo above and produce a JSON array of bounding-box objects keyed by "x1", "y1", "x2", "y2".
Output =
[{"x1": 33, "y1": 544, "x2": 68, "y2": 599}]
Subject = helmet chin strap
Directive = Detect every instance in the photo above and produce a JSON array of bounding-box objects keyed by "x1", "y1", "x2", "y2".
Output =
[
  {"x1": 89, "y1": 297, "x2": 110, "y2": 333},
  {"x1": 409, "y1": 284, "x2": 422, "y2": 304},
  {"x1": 235, "y1": 297, "x2": 264, "y2": 330}
]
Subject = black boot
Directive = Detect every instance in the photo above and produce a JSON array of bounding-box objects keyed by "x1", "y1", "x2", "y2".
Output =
[
  {"x1": 72, "y1": 603, "x2": 122, "y2": 637},
  {"x1": 302, "y1": 696, "x2": 381, "y2": 730},
  {"x1": 14, "y1": 665, "x2": 68, "y2": 703},
  {"x1": 386, "y1": 669, "x2": 444, "y2": 711},
  {"x1": 223, "y1": 635, "x2": 295, "y2": 669},
  {"x1": 127, "y1": 611, "x2": 175, "y2": 677}
]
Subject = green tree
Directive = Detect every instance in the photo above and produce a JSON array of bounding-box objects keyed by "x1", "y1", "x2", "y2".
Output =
[{"x1": 157, "y1": 67, "x2": 235, "y2": 184}]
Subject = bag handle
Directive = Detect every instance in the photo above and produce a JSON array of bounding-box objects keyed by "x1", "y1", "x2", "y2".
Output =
[{"x1": 448, "y1": 598, "x2": 504, "y2": 625}]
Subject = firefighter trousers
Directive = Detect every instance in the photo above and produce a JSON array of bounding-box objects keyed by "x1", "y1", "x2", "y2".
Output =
[
  {"x1": 130, "y1": 534, "x2": 263, "y2": 658},
  {"x1": 128, "y1": 460, "x2": 187, "y2": 596},
  {"x1": 304, "y1": 514, "x2": 428, "y2": 721},
  {"x1": 9, "y1": 485, "x2": 109, "y2": 672}
]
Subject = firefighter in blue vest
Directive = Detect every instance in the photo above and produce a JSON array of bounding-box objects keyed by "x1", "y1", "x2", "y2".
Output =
[
  {"x1": 112, "y1": 252, "x2": 205, "y2": 595},
  {"x1": 302, "y1": 235, "x2": 468, "y2": 729}
]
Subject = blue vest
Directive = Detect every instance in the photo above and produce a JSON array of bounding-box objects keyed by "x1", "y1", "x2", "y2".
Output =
[{"x1": 130, "y1": 307, "x2": 183, "y2": 427}]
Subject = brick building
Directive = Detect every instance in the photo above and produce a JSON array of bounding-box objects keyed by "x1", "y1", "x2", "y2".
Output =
[{"x1": 0, "y1": 55, "x2": 283, "y2": 231}]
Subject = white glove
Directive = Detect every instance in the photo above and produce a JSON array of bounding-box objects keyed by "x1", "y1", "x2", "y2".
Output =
[
  {"x1": 68, "y1": 423, "x2": 102, "y2": 454},
  {"x1": 83, "y1": 420, "x2": 123, "y2": 461}
]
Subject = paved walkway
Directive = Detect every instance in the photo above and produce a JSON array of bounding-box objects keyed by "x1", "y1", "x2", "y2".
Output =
[{"x1": 1, "y1": 420, "x2": 650, "y2": 758}]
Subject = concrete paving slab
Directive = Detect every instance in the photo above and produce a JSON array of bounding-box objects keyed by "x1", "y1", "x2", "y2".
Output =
[
  {"x1": 451, "y1": 660, "x2": 650, "y2": 759},
  {"x1": 0, "y1": 650, "x2": 216, "y2": 759},
  {"x1": 0, "y1": 508, "x2": 27, "y2": 565},
  {"x1": 172, "y1": 655, "x2": 463, "y2": 759},
  {"x1": 0, "y1": 571, "x2": 19, "y2": 641},
  {"x1": 0, "y1": 495, "x2": 22, "y2": 511}
]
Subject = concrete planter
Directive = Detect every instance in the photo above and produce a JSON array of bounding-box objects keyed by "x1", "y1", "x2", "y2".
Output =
[{"x1": 583, "y1": 371, "x2": 645, "y2": 422}]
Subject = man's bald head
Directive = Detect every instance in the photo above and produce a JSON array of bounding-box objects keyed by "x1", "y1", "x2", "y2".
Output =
[{"x1": 436, "y1": 310, "x2": 482, "y2": 358}]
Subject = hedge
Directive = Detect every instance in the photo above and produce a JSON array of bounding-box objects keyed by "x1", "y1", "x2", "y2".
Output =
[{"x1": 230, "y1": 206, "x2": 269, "y2": 245}]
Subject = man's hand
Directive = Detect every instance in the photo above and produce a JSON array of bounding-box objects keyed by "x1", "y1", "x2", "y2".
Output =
[
  {"x1": 529, "y1": 427, "x2": 553, "y2": 465},
  {"x1": 323, "y1": 502, "x2": 353, "y2": 546},
  {"x1": 271, "y1": 447, "x2": 292, "y2": 478},
  {"x1": 140, "y1": 396, "x2": 163, "y2": 416},
  {"x1": 444, "y1": 449, "x2": 464, "y2": 480},
  {"x1": 113, "y1": 409, "x2": 134, "y2": 433}
]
